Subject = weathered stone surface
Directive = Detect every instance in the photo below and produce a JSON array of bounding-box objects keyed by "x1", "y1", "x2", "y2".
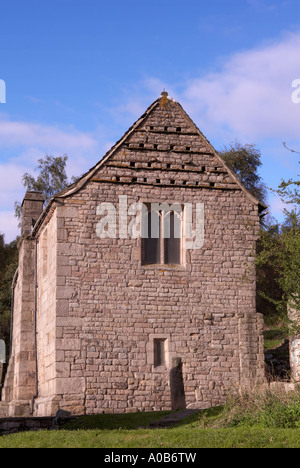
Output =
[
  {"x1": 1, "y1": 93, "x2": 266, "y2": 417},
  {"x1": 288, "y1": 302, "x2": 300, "y2": 383},
  {"x1": 21, "y1": 191, "x2": 44, "y2": 237},
  {"x1": 170, "y1": 358, "x2": 186, "y2": 411}
]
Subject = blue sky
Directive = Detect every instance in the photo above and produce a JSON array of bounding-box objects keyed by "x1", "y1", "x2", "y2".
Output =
[{"x1": 1, "y1": 0, "x2": 300, "y2": 241}]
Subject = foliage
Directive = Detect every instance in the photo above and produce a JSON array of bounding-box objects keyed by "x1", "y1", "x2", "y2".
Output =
[
  {"x1": 0, "y1": 234, "x2": 18, "y2": 348},
  {"x1": 276, "y1": 157, "x2": 300, "y2": 208},
  {"x1": 255, "y1": 146, "x2": 300, "y2": 327},
  {"x1": 15, "y1": 154, "x2": 73, "y2": 220},
  {"x1": 257, "y1": 165, "x2": 300, "y2": 326},
  {"x1": 2, "y1": 409, "x2": 300, "y2": 447},
  {"x1": 256, "y1": 221, "x2": 285, "y2": 323},
  {"x1": 197, "y1": 389, "x2": 300, "y2": 430},
  {"x1": 219, "y1": 140, "x2": 267, "y2": 204},
  {"x1": 219, "y1": 141, "x2": 286, "y2": 322},
  {"x1": 264, "y1": 329, "x2": 287, "y2": 351},
  {"x1": 256, "y1": 219, "x2": 300, "y2": 331}
]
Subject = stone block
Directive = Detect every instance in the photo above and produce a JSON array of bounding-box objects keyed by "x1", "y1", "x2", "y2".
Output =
[{"x1": 55, "y1": 378, "x2": 86, "y2": 395}]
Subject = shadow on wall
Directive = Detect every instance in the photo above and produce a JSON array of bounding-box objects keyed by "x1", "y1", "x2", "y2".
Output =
[{"x1": 170, "y1": 357, "x2": 186, "y2": 411}]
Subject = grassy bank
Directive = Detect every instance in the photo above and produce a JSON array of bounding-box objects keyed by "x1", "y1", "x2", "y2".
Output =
[
  {"x1": 1, "y1": 426, "x2": 300, "y2": 448},
  {"x1": 1, "y1": 389, "x2": 300, "y2": 448},
  {"x1": 0, "y1": 419, "x2": 300, "y2": 448}
]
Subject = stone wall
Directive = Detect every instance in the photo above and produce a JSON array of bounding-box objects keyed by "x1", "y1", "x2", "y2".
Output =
[
  {"x1": 2, "y1": 238, "x2": 36, "y2": 415},
  {"x1": 0, "y1": 416, "x2": 55, "y2": 435},
  {"x1": 2, "y1": 96, "x2": 266, "y2": 417},
  {"x1": 288, "y1": 303, "x2": 300, "y2": 383},
  {"x1": 1, "y1": 193, "x2": 45, "y2": 417},
  {"x1": 45, "y1": 186, "x2": 264, "y2": 415},
  {"x1": 31, "y1": 99, "x2": 264, "y2": 415},
  {"x1": 35, "y1": 210, "x2": 59, "y2": 415}
]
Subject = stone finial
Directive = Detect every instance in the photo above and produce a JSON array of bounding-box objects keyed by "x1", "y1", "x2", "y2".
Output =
[
  {"x1": 161, "y1": 90, "x2": 168, "y2": 98},
  {"x1": 21, "y1": 191, "x2": 45, "y2": 236}
]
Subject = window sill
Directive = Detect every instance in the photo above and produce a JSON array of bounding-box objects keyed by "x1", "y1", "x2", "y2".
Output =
[
  {"x1": 152, "y1": 365, "x2": 169, "y2": 373},
  {"x1": 141, "y1": 263, "x2": 186, "y2": 271}
]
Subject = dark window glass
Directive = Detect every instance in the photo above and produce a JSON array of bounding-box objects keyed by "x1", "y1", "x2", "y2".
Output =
[
  {"x1": 143, "y1": 211, "x2": 161, "y2": 265},
  {"x1": 164, "y1": 212, "x2": 181, "y2": 265},
  {"x1": 154, "y1": 339, "x2": 166, "y2": 367},
  {"x1": 142, "y1": 208, "x2": 182, "y2": 265}
]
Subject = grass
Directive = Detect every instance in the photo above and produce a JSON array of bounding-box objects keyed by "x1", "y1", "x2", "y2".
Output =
[
  {"x1": 2, "y1": 426, "x2": 300, "y2": 448},
  {"x1": 0, "y1": 419, "x2": 300, "y2": 448},
  {"x1": 1, "y1": 393, "x2": 300, "y2": 448},
  {"x1": 264, "y1": 328, "x2": 287, "y2": 351},
  {"x1": 63, "y1": 411, "x2": 172, "y2": 430},
  {"x1": 195, "y1": 390, "x2": 300, "y2": 429}
]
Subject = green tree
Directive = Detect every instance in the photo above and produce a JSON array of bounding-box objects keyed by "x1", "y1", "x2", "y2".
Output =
[
  {"x1": 15, "y1": 154, "x2": 73, "y2": 220},
  {"x1": 256, "y1": 221, "x2": 285, "y2": 324},
  {"x1": 0, "y1": 234, "x2": 18, "y2": 349},
  {"x1": 257, "y1": 156, "x2": 300, "y2": 327},
  {"x1": 257, "y1": 215, "x2": 300, "y2": 324},
  {"x1": 219, "y1": 141, "x2": 267, "y2": 204},
  {"x1": 274, "y1": 152, "x2": 300, "y2": 315}
]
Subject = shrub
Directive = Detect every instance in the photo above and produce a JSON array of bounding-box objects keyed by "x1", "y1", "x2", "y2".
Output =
[{"x1": 198, "y1": 388, "x2": 300, "y2": 429}]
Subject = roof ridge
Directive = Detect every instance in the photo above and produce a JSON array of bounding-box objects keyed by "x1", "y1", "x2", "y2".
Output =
[
  {"x1": 56, "y1": 97, "x2": 161, "y2": 199},
  {"x1": 31, "y1": 92, "x2": 266, "y2": 236}
]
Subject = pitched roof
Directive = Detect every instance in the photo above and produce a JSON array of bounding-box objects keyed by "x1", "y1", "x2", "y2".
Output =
[{"x1": 32, "y1": 92, "x2": 267, "y2": 235}]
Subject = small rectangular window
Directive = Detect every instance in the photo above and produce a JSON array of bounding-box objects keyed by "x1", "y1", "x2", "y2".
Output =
[{"x1": 154, "y1": 339, "x2": 166, "y2": 367}]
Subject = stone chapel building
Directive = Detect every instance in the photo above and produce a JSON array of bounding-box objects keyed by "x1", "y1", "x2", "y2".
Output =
[{"x1": 0, "y1": 92, "x2": 266, "y2": 417}]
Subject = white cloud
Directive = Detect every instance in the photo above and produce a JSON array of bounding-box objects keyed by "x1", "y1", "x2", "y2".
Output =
[
  {"x1": 269, "y1": 195, "x2": 289, "y2": 215},
  {"x1": 246, "y1": 0, "x2": 279, "y2": 12},
  {"x1": 0, "y1": 115, "x2": 97, "y2": 153},
  {"x1": 107, "y1": 33, "x2": 300, "y2": 145},
  {"x1": 0, "y1": 211, "x2": 20, "y2": 243},
  {"x1": 0, "y1": 117, "x2": 104, "y2": 241},
  {"x1": 181, "y1": 32, "x2": 300, "y2": 142},
  {"x1": 106, "y1": 78, "x2": 179, "y2": 128},
  {"x1": 3, "y1": 31, "x2": 300, "y2": 240}
]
